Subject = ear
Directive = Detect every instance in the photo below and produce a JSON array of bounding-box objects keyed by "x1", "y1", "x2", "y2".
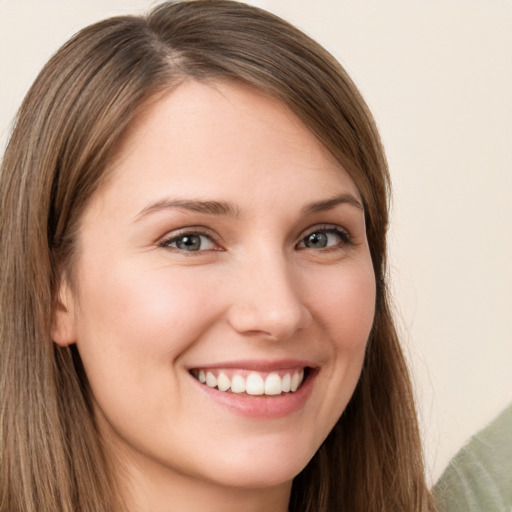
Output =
[{"x1": 52, "y1": 276, "x2": 77, "y2": 347}]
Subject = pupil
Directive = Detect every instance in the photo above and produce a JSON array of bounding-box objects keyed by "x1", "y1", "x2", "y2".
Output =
[
  {"x1": 307, "y1": 232, "x2": 327, "y2": 248},
  {"x1": 177, "y1": 235, "x2": 201, "y2": 251}
]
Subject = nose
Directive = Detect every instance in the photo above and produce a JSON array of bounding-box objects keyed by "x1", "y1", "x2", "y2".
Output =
[{"x1": 226, "y1": 251, "x2": 313, "y2": 341}]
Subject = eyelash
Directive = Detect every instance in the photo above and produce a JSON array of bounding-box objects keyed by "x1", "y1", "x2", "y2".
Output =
[
  {"x1": 158, "y1": 224, "x2": 353, "y2": 253},
  {"x1": 296, "y1": 225, "x2": 353, "y2": 251},
  {"x1": 158, "y1": 229, "x2": 220, "y2": 253}
]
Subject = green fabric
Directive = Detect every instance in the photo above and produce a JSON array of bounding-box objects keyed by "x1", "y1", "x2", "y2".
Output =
[{"x1": 434, "y1": 404, "x2": 512, "y2": 512}]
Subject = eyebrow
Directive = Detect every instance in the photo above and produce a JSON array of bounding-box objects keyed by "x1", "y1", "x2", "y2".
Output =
[
  {"x1": 301, "y1": 194, "x2": 364, "y2": 215},
  {"x1": 134, "y1": 192, "x2": 363, "y2": 223},
  {"x1": 134, "y1": 198, "x2": 240, "y2": 222}
]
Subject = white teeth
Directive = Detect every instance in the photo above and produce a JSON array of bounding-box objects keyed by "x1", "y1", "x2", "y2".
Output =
[
  {"x1": 281, "y1": 373, "x2": 291, "y2": 392},
  {"x1": 231, "y1": 374, "x2": 246, "y2": 393},
  {"x1": 196, "y1": 369, "x2": 306, "y2": 395},
  {"x1": 264, "y1": 373, "x2": 282, "y2": 395},
  {"x1": 205, "y1": 372, "x2": 217, "y2": 388},
  {"x1": 290, "y1": 372, "x2": 300, "y2": 392},
  {"x1": 246, "y1": 372, "x2": 265, "y2": 395},
  {"x1": 217, "y1": 372, "x2": 231, "y2": 392}
]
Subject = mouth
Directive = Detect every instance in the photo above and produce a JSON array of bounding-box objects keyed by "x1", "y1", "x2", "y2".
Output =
[
  {"x1": 188, "y1": 361, "x2": 318, "y2": 418},
  {"x1": 189, "y1": 367, "x2": 311, "y2": 396}
]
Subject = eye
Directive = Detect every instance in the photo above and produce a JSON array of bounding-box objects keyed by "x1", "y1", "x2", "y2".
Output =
[
  {"x1": 160, "y1": 232, "x2": 217, "y2": 252},
  {"x1": 297, "y1": 226, "x2": 351, "y2": 250}
]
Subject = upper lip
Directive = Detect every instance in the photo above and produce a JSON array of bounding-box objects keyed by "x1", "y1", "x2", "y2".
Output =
[{"x1": 187, "y1": 358, "x2": 318, "y2": 372}]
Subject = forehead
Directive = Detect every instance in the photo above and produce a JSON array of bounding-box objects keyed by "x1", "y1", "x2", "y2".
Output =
[{"x1": 91, "y1": 79, "x2": 360, "y2": 217}]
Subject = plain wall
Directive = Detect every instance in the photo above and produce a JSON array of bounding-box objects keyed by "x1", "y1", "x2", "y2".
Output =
[{"x1": 1, "y1": 0, "x2": 511, "y2": 483}]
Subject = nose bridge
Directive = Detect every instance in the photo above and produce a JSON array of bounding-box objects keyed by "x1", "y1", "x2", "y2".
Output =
[{"x1": 227, "y1": 246, "x2": 312, "y2": 340}]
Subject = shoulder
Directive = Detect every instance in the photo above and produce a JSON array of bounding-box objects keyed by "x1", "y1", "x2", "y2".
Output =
[{"x1": 433, "y1": 405, "x2": 512, "y2": 512}]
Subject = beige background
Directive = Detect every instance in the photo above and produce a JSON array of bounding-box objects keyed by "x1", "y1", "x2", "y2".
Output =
[{"x1": 1, "y1": 0, "x2": 511, "y2": 483}]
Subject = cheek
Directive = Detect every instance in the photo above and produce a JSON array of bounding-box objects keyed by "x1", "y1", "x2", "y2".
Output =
[
  {"x1": 309, "y1": 259, "x2": 375, "y2": 403},
  {"x1": 296, "y1": 260, "x2": 375, "y2": 447},
  {"x1": 73, "y1": 260, "x2": 224, "y2": 372},
  {"x1": 311, "y1": 261, "x2": 376, "y2": 351},
  {"x1": 71, "y1": 260, "x2": 228, "y2": 439}
]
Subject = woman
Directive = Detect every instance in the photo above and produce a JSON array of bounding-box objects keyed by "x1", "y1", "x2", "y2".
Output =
[{"x1": 0, "y1": 1, "x2": 436, "y2": 511}]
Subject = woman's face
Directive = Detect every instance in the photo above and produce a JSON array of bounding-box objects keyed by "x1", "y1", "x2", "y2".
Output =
[{"x1": 54, "y1": 80, "x2": 376, "y2": 503}]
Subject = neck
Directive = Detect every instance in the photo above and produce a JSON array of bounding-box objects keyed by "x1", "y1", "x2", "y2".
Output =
[
  {"x1": 122, "y1": 461, "x2": 291, "y2": 512},
  {"x1": 109, "y1": 445, "x2": 292, "y2": 512}
]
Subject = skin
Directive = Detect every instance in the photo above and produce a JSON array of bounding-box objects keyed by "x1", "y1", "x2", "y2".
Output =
[{"x1": 53, "y1": 80, "x2": 376, "y2": 512}]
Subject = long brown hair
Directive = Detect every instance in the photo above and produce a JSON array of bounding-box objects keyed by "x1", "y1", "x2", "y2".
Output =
[{"x1": 0, "y1": 1, "x2": 436, "y2": 511}]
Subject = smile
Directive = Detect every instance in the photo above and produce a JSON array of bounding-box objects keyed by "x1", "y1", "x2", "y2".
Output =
[{"x1": 191, "y1": 368, "x2": 307, "y2": 396}]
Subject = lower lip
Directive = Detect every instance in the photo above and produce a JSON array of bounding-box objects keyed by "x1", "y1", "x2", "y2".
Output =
[{"x1": 193, "y1": 370, "x2": 317, "y2": 419}]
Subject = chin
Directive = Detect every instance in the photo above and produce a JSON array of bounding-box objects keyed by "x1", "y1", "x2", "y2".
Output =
[
  {"x1": 205, "y1": 464, "x2": 300, "y2": 491},
  {"x1": 197, "y1": 438, "x2": 315, "y2": 490}
]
